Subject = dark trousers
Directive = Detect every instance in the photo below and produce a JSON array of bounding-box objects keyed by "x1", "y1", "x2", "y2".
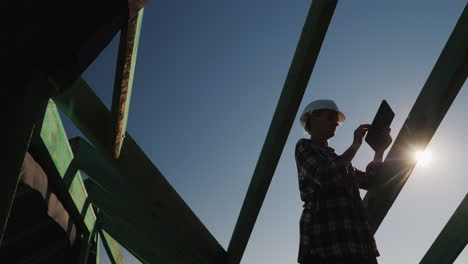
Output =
[{"x1": 299, "y1": 255, "x2": 378, "y2": 264}]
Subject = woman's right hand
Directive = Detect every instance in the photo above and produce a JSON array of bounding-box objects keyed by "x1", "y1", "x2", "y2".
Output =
[{"x1": 353, "y1": 124, "x2": 371, "y2": 147}]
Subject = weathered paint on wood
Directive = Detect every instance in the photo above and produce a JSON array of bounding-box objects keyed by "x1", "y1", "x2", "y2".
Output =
[
  {"x1": 227, "y1": 0, "x2": 338, "y2": 263},
  {"x1": 29, "y1": 100, "x2": 125, "y2": 262},
  {"x1": 2, "y1": 72, "x2": 52, "y2": 244},
  {"x1": 55, "y1": 79, "x2": 226, "y2": 263},
  {"x1": 419, "y1": 194, "x2": 468, "y2": 264},
  {"x1": 35, "y1": 100, "x2": 95, "y2": 232},
  {"x1": 111, "y1": 8, "x2": 144, "y2": 158},
  {"x1": 364, "y1": 3, "x2": 468, "y2": 233}
]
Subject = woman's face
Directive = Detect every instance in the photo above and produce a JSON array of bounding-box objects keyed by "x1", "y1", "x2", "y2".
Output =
[{"x1": 309, "y1": 110, "x2": 340, "y2": 140}]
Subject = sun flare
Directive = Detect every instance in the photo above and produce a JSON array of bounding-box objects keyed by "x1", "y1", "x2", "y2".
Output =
[{"x1": 414, "y1": 150, "x2": 431, "y2": 166}]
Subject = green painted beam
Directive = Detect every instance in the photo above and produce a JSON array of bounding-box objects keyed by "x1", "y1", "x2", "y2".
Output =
[
  {"x1": 419, "y1": 194, "x2": 468, "y2": 264},
  {"x1": 363, "y1": 3, "x2": 468, "y2": 233},
  {"x1": 54, "y1": 79, "x2": 227, "y2": 263},
  {"x1": 111, "y1": 8, "x2": 144, "y2": 158},
  {"x1": 95, "y1": 230, "x2": 100, "y2": 264},
  {"x1": 100, "y1": 229, "x2": 126, "y2": 264},
  {"x1": 84, "y1": 179, "x2": 176, "y2": 264},
  {"x1": 75, "y1": 141, "x2": 219, "y2": 264},
  {"x1": 99, "y1": 211, "x2": 163, "y2": 264},
  {"x1": 83, "y1": 180, "x2": 144, "y2": 229},
  {"x1": 2, "y1": 72, "x2": 52, "y2": 244},
  {"x1": 29, "y1": 100, "x2": 125, "y2": 262},
  {"x1": 227, "y1": 1, "x2": 338, "y2": 263},
  {"x1": 69, "y1": 137, "x2": 129, "y2": 195},
  {"x1": 80, "y1": 219, "x2": 99, "y2": 264},
  {"x1": 85, "y1": 179, "x2": 209, "y2": 263},
  {"x1": 32, "y1": 100, "x2": 95, "y2": 233}
]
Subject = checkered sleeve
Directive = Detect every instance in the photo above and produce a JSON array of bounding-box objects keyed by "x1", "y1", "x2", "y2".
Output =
[{"x1": 296, "y1": 140, "x2": 347, "y2": 188}]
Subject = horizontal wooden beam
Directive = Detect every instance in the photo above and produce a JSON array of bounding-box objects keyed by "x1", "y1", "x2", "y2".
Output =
[
  {"x1": 227, "y1": 0, "x2": 338, "y2": 263},
  {"x1": 419, "y1": 194, "x2": 468, "y2": 264},
  {"x1": 54, "y1": 79, "x2": 226, "y2": 263},
  {"x1": 364, "y1": 3, "x2": 468, "y2": 233}
]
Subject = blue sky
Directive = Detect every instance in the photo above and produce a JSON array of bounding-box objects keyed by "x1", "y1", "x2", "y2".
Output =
[{"x1": 61, "y1": 0, "x2": 467, "y2": 263}]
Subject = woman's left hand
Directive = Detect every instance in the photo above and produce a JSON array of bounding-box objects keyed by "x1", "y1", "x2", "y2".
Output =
[{"x1": 366, "y1": 161, "x2": 383, "y2": 175}]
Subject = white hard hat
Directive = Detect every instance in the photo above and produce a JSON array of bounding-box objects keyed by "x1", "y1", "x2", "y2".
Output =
[{"x1": 299, "y1": 99, "x2": 346, "y2": 128}]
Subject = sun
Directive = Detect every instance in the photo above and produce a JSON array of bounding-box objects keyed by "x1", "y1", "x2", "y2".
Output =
[{"x1": 414, "y1": 150, "x2": 431, "y2": 166}]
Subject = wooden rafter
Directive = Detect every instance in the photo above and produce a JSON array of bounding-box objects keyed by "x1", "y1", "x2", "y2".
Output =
[
  {"x1": 364, "y1": 3, "x2": 468, "y2": 234},
  {"x1": 227, "y1": 1, "x2": 339, "y2": 263},
  {"x1": 111, "y1": 8, "x2": 144, "y2": 159},
  {"x1": 55, "y1": 78, "x2": 227, "y2": 263}
]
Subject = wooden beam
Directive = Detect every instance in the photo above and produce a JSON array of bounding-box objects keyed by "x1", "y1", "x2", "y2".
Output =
[
  {"x1": 363, "y1": 3, "x2": 468, "y2": 233},
  {"x1": 85, "y1": 179, "x2": 212, "y2": 263},
  {"x1": 1, "y1": 72, "x2": 52, "y2": 244},
  {"x1": 31, "y1": 100, "x2": 95, "y2": 233},
  {"x1": 83, "y1": 180, "x2": 144, "y2": 228},
  {"x1": 73, "y1": 139, "x2": 218, "y2": 263},
  {"x1": 111, "y1": 8, "x2": 144, "y2": 158},
  {"x1": 419, "y1": 194, "x2": 468, "y2": 264},
  {"x1": 84, "y1": 179, "x2": 177, "y2": 264},
  {"x1": 99, "y1": 211, "x2": 163, "y2": 264},
  {"x1": 29, "y1": 100, "x2": 125, "y2": 262},
  {"x1": 94, "y1": 230, "x2": 100, "y2": 264},
  {"x1": 100, "y1": 229, "x2": 126, "y2": 264},
  {"x1": 79, "y1": 219, "x2": 99, "y2": 264},
  {"x1": 69, "y1": 137, "x2": 129, "y2": 195},
  {"x1": 227, "y1": 1, "x2": 338, "y2": 263},
  {"x1": 54, "y1": 79, "x2": 227, "y2": 263}
]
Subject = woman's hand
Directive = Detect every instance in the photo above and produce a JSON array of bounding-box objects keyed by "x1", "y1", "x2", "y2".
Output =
[
  {"x1": 353, "y1": 124, "x2": 371, "y2": 148},
  {"x1": 366, "y1": 161, "x2": 383, "y2": 176},
  {"x1": 374, "y1": 127, "x2": 392, "y2": 153}
]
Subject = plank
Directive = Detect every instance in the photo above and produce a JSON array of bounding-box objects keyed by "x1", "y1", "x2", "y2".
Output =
[
  {"x1": 32, "y1": 100, "x2": 95, "y2": 233},
  {"x1": 111, "y1": 8, "x2": 144, "y2": 158},
  {"x1": 419, "y1": 194, "x2": 468, "y2": 264},
  {"x1": 54, "y1": 79, "x2": 226, "y2": 263},
  {"x1": 84, "y1": 179, "x2": 175, "y2": 264},
  {"x1": 99, "y1": 211, "x2": 163, "y2": 264},
  {"x1": 363, "y1": 3, "x2": 468, "y2": 233},
  {"x1": 29, "y1": 100, "x2": 125, "y2": 262},
  {"x1": 69, "y1": 137, "x2": 129, "y2": 195},
  {"x1": 227, "y1": 0, "x2": 339, "y2": 263},
  {"x1": 75, "y1": 140, "x2": 217, "y2": 264},
  {"x1": 100, "y1": 229, "x2": 126, "y2": 264}
]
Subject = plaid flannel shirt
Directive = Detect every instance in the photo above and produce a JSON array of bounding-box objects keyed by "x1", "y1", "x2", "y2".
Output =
[{"x1": 295, "y1": 138, "x2": 379, "y2": 262}]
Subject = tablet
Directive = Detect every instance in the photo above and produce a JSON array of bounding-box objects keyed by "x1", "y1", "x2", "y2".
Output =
[{"x1": 365, "y1": 100, "x2": 395, "y2": 151}]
